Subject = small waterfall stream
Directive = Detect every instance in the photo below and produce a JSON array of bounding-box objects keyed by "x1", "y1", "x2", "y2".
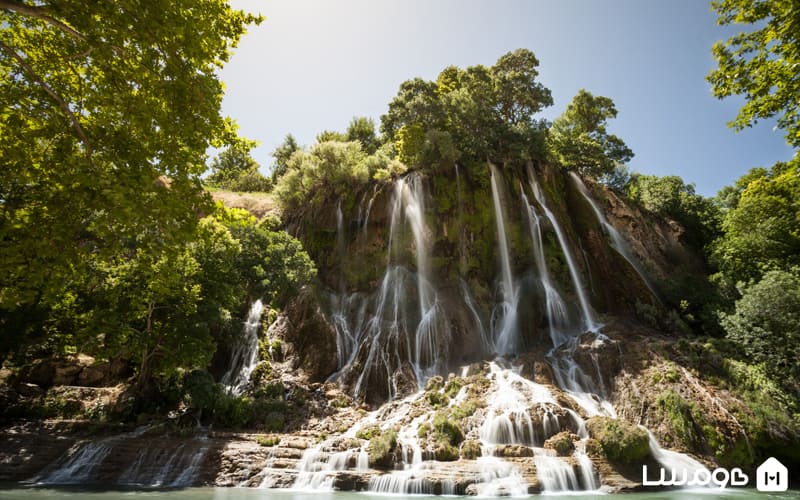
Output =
[
  {"x1": 489, "y1": 164, "x2": 520, "y2": 355},
  {"x1": 220, "y1": 299, "x2": 264, "y2": 395},
  {"x1": 522, "y1": 188, "x2": 572, "y2": 347},
  {"x1": 328, "y1": 174, "x2": 449, "y2": 401},
  {"x1": 528, "y1": 171, "x2": 598, "y2": 333},
  {"x1": 35, "y1": 426, "x2": 209, "y2": 487},
  {"x1": 570, "y1": 171, "x2": 660, "y2": 302}
]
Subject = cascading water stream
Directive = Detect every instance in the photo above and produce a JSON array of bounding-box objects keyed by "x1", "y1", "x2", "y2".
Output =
[
  {"x1": 35, "y1": 425, "x2": 209, "y2": 487},
  {"x1": 489, "y1": 164, "x2": 519, "y2": 355},
  {"x1": 522, "y1": 188, "x2": 572, "y2": 347},
  {"x1": 528, "y1": 171, "x2": 597, "y2": 333},
  {"x1": 329, "y1": 174, "x2": 448, "y2": 401},
  {"x1": 569, "y1": 171, "x2": 660, "y2": 302},
  {"x1": 220, "y1": 299, "x2": 264, "y2": 395}
]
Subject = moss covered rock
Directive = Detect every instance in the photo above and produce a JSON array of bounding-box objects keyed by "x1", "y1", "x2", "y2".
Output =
[
  {"x1": 544, "y1": 431, "x2": 576, "y2": 456},
  {"x1": 460, "y1": 439, "x2": 482, "y2": 460},
  {"x1": 586, "y1": 416, "x2": 650, "y2": 463}
]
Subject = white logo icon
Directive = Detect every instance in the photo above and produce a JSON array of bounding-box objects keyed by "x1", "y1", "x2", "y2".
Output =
[{"x1": 756, "y1": 457, "x2": 788, "y2": 492}]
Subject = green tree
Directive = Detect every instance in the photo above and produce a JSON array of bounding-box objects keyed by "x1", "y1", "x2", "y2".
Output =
[
  {"x1": 721, "y1": 269, "x2": 800, "y2": 396},
  {"x1": 491, "y1": 48, "x2": 553, "y2": 126},
  {"x1": 0, "y1": 1, "x2": 261, "y2": 314},
  {"x1": 316, "y1": 130, "x2": 348, "y2": 143},
  {"x1": 208, "y1": 139, "x2": 271, "y2": 192},
  {"x1": 90, "y1": 246, "x2": 208, "y2": 391},
  {"x1": 712, "y1": 161, "x2": 800, "y2": 283},
  {"x1": 346, "y1": 116, "x2": 380, "y2": 154},
  {"x1": 380, "y1": 49, "x2": 552, "y2": 166},
  {"x1": 707, "y1": 0, "x2": 800, "y2": 148},
  {"x1": 548, "y1": 89, "x2": 633, "y2": 178},
  {"x1": 271, "y1": 134, "x2": 299, "y2": 183},
  {"x1": 220, "y1": 209, "x2": 317, "y2": 307},
  {"x1": 627, "y1": 173, "x2": 721, "y2": 250}
]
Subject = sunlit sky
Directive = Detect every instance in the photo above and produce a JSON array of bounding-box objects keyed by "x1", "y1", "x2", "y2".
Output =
[{"x1": 219, "y1": 0, "x2": 795, "y2": 196}]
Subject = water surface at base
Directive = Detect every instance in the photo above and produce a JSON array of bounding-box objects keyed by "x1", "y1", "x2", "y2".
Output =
[{"x1": 1, "y1": 487, "x2": 799, "y2": 500}]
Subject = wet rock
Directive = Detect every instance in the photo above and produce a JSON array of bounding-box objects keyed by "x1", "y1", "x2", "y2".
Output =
[
  {"x1": 279, "y1": 288, "x2": 338, "y2": 383},
  {"x1": 333, "y1": 471, "x2": 372, "y2": 491},
  {"x1": 77, "y1": 363, "x2": 107, "y2": 387},
  {"x1": 496, "y1": 444, "x2": 534, "y2": 458},
  {"x1": 52, "y1": 362, "x2": 82, "y2": 386}
]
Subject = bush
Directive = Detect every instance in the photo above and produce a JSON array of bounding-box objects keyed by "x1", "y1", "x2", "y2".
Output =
[
  {"x1": 433, "y1": 412, "x2": 464, "y2": 446},
  {"x1": 274, "y1": 141, "x2": 372, "y2": 215},
  {"x1": 356, "y1": 424, "x2": 381, "y2": 441},
  {"x1": 444, "y1": 376, "x2": 465, "y2": 398},
  {"x1": 256, "y1": 434, "x2": 281, "y2": 447},
  {"x1": 425, "y1": 375, "x2": 444, "y2": 391},
  {"x1": 368, "y1": 429, "x2": 398, "y2": 468},
  {"x1": 450, "y1": 397, "x2": 483, "y2": 420},
  {"x1": 427, "y1": 391, "x2": 449, "y2": 408}
]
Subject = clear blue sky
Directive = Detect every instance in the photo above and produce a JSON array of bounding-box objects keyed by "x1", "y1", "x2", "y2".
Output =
[{"x1": 219, "y1": 0, "x2": 795, "y2": 196}]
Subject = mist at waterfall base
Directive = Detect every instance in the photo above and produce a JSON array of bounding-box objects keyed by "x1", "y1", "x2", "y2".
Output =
[{"x1": 2, "y1": 487, "x2": 799, "y2": 500}]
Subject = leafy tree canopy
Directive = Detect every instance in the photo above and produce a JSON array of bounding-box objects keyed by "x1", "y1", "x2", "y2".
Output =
[
  {"x1": 721, "y1": 268, "x2": 800, "y2": 397},
  {"x1": 627, "y1": 173, "x2": 721, "y2": 250},
  {"x1": 380, "y1": 49, "x2": 552, "y2": 167},
  {"x1": 708, "y1": 0, "x2": 800, "y2": 148},
  {"x1": 712, "y1": 159, "x2": 800, "y2": 284},
  {"x1": 346, "y1": 116, "x2": 380, "y2": 154},
  {"x1": 548, "y1": 89, "x2": 633, "y2": 179},
  {"x1": 271, "y1": 134, "x2": 300, "y2": 183},
  {"x1": 0, "y1": 0, "x2": 262, "y2": 312},
  {"x1": 207, "y1": 139, "x2": 271, "y2": 192}
]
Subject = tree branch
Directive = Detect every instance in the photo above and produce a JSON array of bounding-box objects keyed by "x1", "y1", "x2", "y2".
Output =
[
  {"x1": 0, "y1": 40, "x2": 93, "y2": 156},
  {"x1": 0, "y1": 0, "x2": 86, "y2": 40}
]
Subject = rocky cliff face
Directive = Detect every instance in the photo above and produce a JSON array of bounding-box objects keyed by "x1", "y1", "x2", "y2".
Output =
[{"x1": 282, "y1": 162, "x2": 689, "y2": 399}]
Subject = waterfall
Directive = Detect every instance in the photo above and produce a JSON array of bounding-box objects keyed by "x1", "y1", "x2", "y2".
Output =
[
  {"x1": 362, "y1": 185, "x2": 379, "y2": 239},
  {"x1": 528, "y1": 172, "x2": 597, "y2": 332},
  {"x1": 220, "y1": 299, "x2": 264, "y2": 395},
  {"x1": 646, "y1": 430, "x2": 710, "y2": 482},
  {"x1": 329, "y1": 174, "x2": 448, "y2": 401},
  {"x1": 36, "y1": 426, "x2": 208, "y2": 487},
  {"x1": 489, "y1": 164, "x2": 520, "y2": 355},
  {"x1": 534, "y1": 452, "x2": 581, "y2": 492},
  {"x1": 522, "y1": 188, "x2": 573, "y2": 347},
  {"x1": 569, "y1": 172, "x2": 660, "y2": 302},
  {"x1": 336, "y1": 199, "x2": 345, "y2": 260},
  {"x1": 37, "y1": 440, "x2": 114, "y2": 484}
]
